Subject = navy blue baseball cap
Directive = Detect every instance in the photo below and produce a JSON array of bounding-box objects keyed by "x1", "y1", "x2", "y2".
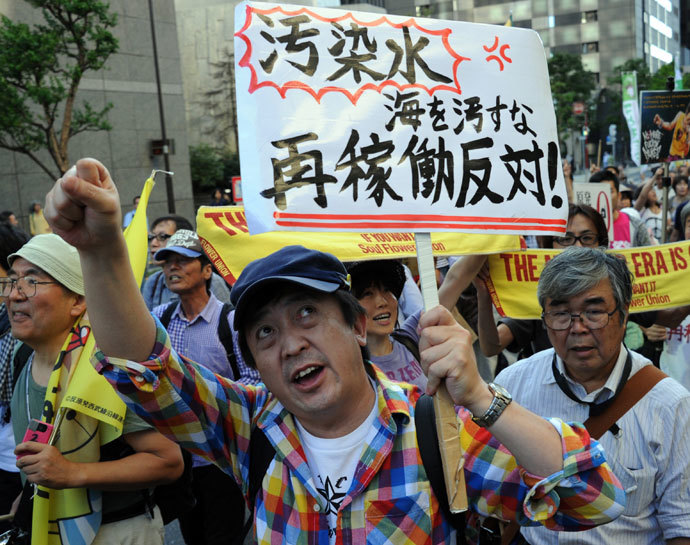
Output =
[{"x1": 231, "y1": 245, "x2": 351, "y2": 329}]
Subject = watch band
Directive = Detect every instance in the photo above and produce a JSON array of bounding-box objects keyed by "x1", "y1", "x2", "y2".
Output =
[{"x1": 471, "y1": 382, "x2": 512, "y2": 428}]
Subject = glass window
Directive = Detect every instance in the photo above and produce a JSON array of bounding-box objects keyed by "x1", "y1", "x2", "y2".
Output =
[{"x1": 582, "y1": 10, "x2": 598, "y2": 23}]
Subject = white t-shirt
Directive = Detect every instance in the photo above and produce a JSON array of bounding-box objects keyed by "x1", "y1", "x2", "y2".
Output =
[
  {"x1": 640, "y1": 207, "x2": 663, "y2": 241},
  {"x1": 295, "y1": 380, "x2": 377, "y2": 544}
]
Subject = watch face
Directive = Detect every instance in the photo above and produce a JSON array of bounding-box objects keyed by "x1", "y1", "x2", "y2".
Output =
[{"x1": 489, "y1": 382, "x2": 512, "y2": 401}]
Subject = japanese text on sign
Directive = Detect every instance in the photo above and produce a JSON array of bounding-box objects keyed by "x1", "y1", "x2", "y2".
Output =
[{"x1": 235, "y1": 2, "x2": 567, "y2": 234}]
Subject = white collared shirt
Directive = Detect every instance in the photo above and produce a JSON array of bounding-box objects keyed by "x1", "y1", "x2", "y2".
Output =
[
  {"x1": 496, "y1": 345, "x2": 690, "y2": 544},
  {"x1": 553, "y1": 343, "x2": 627, "y2": 404}
]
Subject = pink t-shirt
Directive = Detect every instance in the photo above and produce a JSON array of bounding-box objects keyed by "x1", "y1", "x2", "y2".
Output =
[{"x1": 611, "y1": 211, "x2": 632, "y2": 249}]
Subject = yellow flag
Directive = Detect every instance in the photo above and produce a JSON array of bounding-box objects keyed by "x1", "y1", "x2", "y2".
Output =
[
  {"x1": 32, "y1": 173, "x2": 159, "y2": 545},
  {"x1": 123, "y1": 172, "x2": 156, "y2": 287}
]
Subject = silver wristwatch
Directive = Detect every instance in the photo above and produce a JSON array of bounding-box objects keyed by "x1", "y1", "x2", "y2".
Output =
[{"x1": 471, "y1": 383, "x2": 512, "y2": 428}]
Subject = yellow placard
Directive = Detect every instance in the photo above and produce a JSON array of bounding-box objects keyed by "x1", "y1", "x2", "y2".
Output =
[
  {"x1": 197, "y1": 206, "x2": 523, "y2": 283},
  {"x1": 486, "y1": 241, "x2": 690, "y2": 319}
]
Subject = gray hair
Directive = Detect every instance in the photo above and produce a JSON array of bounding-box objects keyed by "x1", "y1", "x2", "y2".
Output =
[{"x1": 537, "y1": 247, "x2": 633, "y2": 322}]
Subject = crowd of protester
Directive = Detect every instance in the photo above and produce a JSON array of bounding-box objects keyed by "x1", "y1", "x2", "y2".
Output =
[{"x1": 0, "y1": 157, "x2": 688, "y2": 544}]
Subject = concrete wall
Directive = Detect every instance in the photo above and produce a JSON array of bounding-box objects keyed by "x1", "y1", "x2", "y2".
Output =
[
  {"x1": 0, "y1": 0, "x2": 195, "y2": 231},
  {"x1": 173, "y1": 0, "x2": 320, "y2": 153}
]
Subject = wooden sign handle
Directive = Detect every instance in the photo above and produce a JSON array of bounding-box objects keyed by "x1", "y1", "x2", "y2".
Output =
[{"x1": 415, "y1": 233, "x2": 468, "y2": 513}]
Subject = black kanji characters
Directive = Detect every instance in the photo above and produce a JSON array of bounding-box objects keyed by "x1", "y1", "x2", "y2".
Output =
[
  {"x1": 385, "y1": 26, "x2": 452, "y2": 84},
  {"x1": 262, "y1": 133, "x2": 337, "y2": 209},
  {"x1": 500, "y1": 140, "x2": 563, "y2": 208},
  {"x1": 456, "y1": 137, "x2": 504, "y2": 207},
  {"x1": 453, "y1": 96, "x2": 484, "y2": 134},
  {"x1": 384, "y1": 90, "x2": 425, "y2": 131},
  {"x1": 500, "y1": 139, "x2": 546, "y2": 205},
  {"x1": 258, "y1": 14, "x2": 320, "y2": 76},
  {"x1": 327, "y1": 22, "x2": 384, "y2": 83},
  {"x1": 335, "y1": 130, "x2": 402, "y2": 206},
  {"x1": 399, "y1": 135, "x2": 454, "y2": 203}
]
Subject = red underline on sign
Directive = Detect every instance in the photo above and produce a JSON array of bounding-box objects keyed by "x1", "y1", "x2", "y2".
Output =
[
  {"x1": 273, "y1": 212, "x2": 566, "y2": 227},
  {"x1": 275, "y1": 221, "x2": 563, "y2": 231}
]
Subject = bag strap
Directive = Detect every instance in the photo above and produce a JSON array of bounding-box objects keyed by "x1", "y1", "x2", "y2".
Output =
[
  {"x1": 500, "y1": 364, "x2": 668, "y2": 545},
  {"x1": 583, "y1": 364, "x2": 666, "y2": 439},
  {"x1": 12, "y1": 343, "x2": 34, "y2": 391},
  {"x1": 216, "y1": 303, "x2": 241, "y2": 380},
  {"x1": 240, "y1": 426, "x2": 276, "y2": 541},
  {"x1": 390, "y1": 330, "x2": 421, "y2": 363},
  {"x1": 159, "y1": 302, "x2": 177, "y2": 329},
  {"x1": 415, "y1": 394, "x2": 467, "y2": 542}
]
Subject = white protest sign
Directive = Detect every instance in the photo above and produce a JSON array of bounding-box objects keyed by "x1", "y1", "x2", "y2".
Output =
[
  {"x1": 573, "y1": 182, "x2": 614, "y2": 245},
  {"x1": 234, "y1": 2, "x2": 567, "y2": 235}
]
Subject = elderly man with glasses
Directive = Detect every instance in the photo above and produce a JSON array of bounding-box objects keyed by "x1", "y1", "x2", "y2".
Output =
[
  {"x1": 494, "y1": 246, "x2": 690, "y2": 545},
  {"x1": 3, "y1": 234, "x2": 183, "y2": 544}
]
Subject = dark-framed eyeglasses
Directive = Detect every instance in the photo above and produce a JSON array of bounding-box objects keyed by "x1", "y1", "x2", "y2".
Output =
[
  {"x1": 148, "y1": 233, "x2": 172, "y2": 243},
  {"x1": 542, "y1": 307, "x2": 619, "y2": 331},
  {"x1": 0, "y1": 276, "x2": 59, "y2": 298},
  {"x1": 554, "y1": 233, "x2": 600, "y2": 247}
]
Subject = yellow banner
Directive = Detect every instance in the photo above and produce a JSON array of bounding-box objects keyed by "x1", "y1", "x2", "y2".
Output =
[
  {"x1": 486, "y1": 241, "x2": 690, "y2": 319},
  {"x1": 197, "y1": 206, "x2": 523, "y2": 283}
]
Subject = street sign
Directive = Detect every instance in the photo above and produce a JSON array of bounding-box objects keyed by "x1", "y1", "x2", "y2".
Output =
[{"x1": 572, "y1": 101, "x2": 585, "y2": 115}]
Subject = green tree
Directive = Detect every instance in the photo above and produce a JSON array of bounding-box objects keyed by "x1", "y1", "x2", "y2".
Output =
[
  {"x1": 220, "y1": 149, "x2": 240, "y2": 182},
  {"x1": 649, "y1": 61, "x2": 690, "y2": 91},
  {"x1": 190, "y1": 144, "x2": 230, "y2": 192},
  {"x1": 547, "y1": 52, "x2": 597, "y2": 136},
  {"x1": 0, "y1": 0, "x2": 118, "y2": 179},
  {"x1": 607, "y1": 58, "x2": 652, "y2": 90}
]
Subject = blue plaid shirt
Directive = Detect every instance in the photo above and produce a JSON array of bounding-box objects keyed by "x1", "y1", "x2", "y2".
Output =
[{"x1": 152, "y1": 293, "x2": 261, "y2": 385}]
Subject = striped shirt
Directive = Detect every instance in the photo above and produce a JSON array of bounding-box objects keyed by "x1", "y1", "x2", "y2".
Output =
[
  {"x1": 93, "y1": 323, "x2": 625, "y2": 544},
  {"x1": 152, "y1": 293, "x2": 261, "y2": 385},
  {"x1": 496, "y1": 345, "x2": 690, "y2": 544}
]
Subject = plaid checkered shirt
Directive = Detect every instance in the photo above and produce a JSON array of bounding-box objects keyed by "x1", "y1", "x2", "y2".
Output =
[{"x1": 94, "y1": 322, "x2": 625, "y2": 544}]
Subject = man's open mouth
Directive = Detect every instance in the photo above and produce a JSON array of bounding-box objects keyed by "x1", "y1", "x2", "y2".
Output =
[{"x1": 292, "y1": 365, "x2": 323, "y2": 384}]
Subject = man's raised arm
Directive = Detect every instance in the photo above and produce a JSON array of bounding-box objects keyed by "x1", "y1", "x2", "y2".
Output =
[{"x1": 44, "y1": 158, "x2": 157, "y2": 362}]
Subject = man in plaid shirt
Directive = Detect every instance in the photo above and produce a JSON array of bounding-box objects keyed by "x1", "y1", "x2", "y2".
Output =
[{"x1": 44, "y1": 158, "x2": 626, "y2": 544}]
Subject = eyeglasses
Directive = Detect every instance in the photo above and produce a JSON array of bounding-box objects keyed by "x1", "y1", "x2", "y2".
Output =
[
  {"x1": 554, "y1": 233, "x2": 599, "y2": 247},
  {"x1": 1, "y1": 277, "x2": 59, "y2": 298},
  {"x1": 542, "y1": 307, "x2": 619, "y2": 331},
  {"x1": 148, "y1": 233, "x2": 172, "y2": 243}
]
